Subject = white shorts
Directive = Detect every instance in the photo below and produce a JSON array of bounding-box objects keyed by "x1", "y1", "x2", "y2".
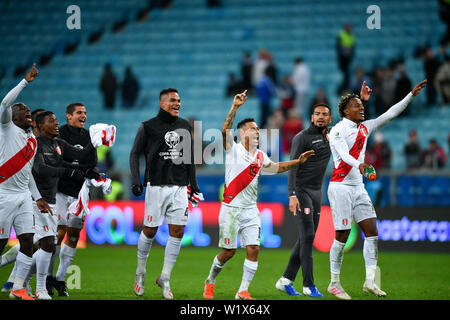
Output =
[
  {"x1": 328, "y1": 183, "x2": 377, "y2": 231},
  {"x1": 33, "y1": 203, "x2": 57, "y2": 242},
  {"x1": 144, "y1": 183, "x2": 189, "y2": 228},
  {"x1": 55, "y1": 192, "x2": 86, "y2": 229},
  {"x1": 218, "y1": 204, "x2": 261, "y2": 249},
  {"x1": 0, "y1": 191, "x2": 35, "y2": 239}
]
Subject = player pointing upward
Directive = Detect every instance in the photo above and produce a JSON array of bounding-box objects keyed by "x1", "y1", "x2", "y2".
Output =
[
  {"x1": 203, "y1": 90, "x2": 315, "y2": 300},
  {"x1": 327, "y1": 79, "x2": 427, "y2": 300}
]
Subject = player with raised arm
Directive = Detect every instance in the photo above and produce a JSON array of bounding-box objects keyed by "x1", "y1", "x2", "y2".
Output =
[
  {"x1": 327, "y1": 79, "x2": 427, "y2": 300},
  {"x1": 0, "y1": 64, "x2": 52, "y2": 300},
  {"x1": 203, "y1": 90, "x2": 315, "y2": 300}
]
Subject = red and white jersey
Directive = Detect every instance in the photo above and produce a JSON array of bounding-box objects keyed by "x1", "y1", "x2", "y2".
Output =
[
  {"x1": 222, "y1": 141, "x2": 272, "y2": 208},
  {"x1": 329, "y1": 93, "x2": 414, "y2": 185},
  {"x1": 0, "y1": 79, "x2": 38, "y2": 193}
]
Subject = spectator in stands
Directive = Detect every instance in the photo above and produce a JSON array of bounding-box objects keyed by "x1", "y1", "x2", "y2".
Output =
[
  {"x1": 255, "y1": 69, "x2": 277, "y2": 129},
  {"x1": 422, "y1": 139, "x2": 447, "y2": 169},
  {"x1": 292, "y1": 57, "x2": 311, "y2": 118},
  {"x1": 252, "y1": 48, "x2": 270, "y2": 88},
  {"x1": 309, "y1": 88, "x2": 329, "y2": 117},
  {"x1": 263, "y1": 108, "x2": 284, "y2": 160},
  {"x1": 225, "y1": 73, "x2": 242, "y2": 97},
  {"x1": 404, "y1": 129, "x2": 422, "y2": 169},
  {"x1": 278, "y1": 75, "x2": 296, "y2": 117},
  {"x1": 281, "y1": 108, "x2": 303, "y2": 156},
  {"x1": 241, "y1": 51, "x2": 253, "y2": 94},
  {"x1": 434, "y1": 54, "x2": 450, "y2": 104},
  {"x1": 265, "y1": 53, "x2": 279, "y2": 86},
  {"x1": 423, "y1": 47, "x2": 441, "y2": 106},
  {"x1": 122, "y1": 66, "x2": 140, "y2": 108},
  {"x1": 370, "y1": 132, "x2": 392, "y2": 171},
  {"x1": 336, "y1": 23, "x2": 355, "y2": 94},
  {"x1": 100, "y1": 63, "x2": 118, "y2": 109},
  {"x1": 381, "y1": 67, "x2": 396, "y2": 107},
  {"x1": 350, "y1": 66, "x2": 372, "y2": 95},
  {"x1": 438, "y1": 0, "x2": 450, "y2": 45},
  {"x1": 372, "y1": 67, "x2": 386, "y2": 116},
  {"x1": 395, "y1": 67, "x2": 412, "y2": 117}
]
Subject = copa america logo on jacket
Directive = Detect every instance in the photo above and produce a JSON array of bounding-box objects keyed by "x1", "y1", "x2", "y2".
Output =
[{"x1": 159, "y1": 131, "x2": 183, "y2": 160}]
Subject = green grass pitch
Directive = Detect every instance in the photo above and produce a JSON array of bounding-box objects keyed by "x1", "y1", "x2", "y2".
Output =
[{"x1": 0, "y1": 245, "x2": 449, "y2": 300}]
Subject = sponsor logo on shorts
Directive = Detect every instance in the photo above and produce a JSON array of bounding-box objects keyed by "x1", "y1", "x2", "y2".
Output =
[
  {"x1": 342, "y1": 218, "x2": 348, "y2": 226},
  {"x1": 304, "y1": 208, "x2": 310, "y2": 215}
]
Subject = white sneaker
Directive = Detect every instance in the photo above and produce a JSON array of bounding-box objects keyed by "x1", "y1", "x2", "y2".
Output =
[
  {"x1": 275, "y1": 277, "x2": 291, "y2": 292},
  {"x1": 156, "y1": 276, "x2": 173, "y2": 299},
  {"x1": 35, "y1": 289, "x2": 52, "y2": 300},
  {"x1": 134, "y1": 274, "x2": 145, "y2": 296},
  {"x1": 327, "y1": 282, "x2": 351, "y2": 300},
  {"x1": 363, "y1": 280, "x2": 386, "y2": 297}
]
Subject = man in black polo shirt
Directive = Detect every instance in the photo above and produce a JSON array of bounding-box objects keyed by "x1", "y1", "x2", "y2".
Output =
[{"x1": 275, "y1": 103, "x2": 332, "y2": 297}]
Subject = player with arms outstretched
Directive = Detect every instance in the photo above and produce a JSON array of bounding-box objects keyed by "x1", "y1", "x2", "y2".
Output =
[
  {"x1": 203, "y1": 90, "x2": 315, "y2": 300},
  {"x1": 327, "y1": 79, "x2": 427, "y2": 300}
]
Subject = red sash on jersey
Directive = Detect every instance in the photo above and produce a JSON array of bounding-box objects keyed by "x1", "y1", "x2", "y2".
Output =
[
  {"x1": 330, "y1": 124, "x2": 368, "y2": 182},
  {"x1": 223, "y1": 151, "x2": 264, "y2": 204},
  {"x1": 0, "y1": 135, "x2": 37, "y2": 184}
]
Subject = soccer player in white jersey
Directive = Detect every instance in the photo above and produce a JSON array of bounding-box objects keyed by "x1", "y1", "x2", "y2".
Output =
[
  {"x1": 327, "y1": 80, "x2": 427, "y2": 300},
  {"x1": 203, "y1": 90, "x2": 315, "y2": 300},
  {"x1": 0, "y1": 64, "x2": 53, "y2": 300}
]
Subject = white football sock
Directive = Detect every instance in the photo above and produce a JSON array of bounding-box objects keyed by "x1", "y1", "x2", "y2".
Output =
[
  {"x1": 7, "y1": 262, "x2": 17, "y2": 283},
  {"x1": 12, "y1": 252, "x2": 32, "y2": 291},
  {"x1": 363, "y1": 236, "x2": 378, "y2": 282},
  {"x1": 136, "y1": 232, "x2": 154, "y2": 275},
  {"x1": 48, "y1": 244, "x2": 61, "y2": 276},
  {"x1": 330, "y1": 239, "x2": 346, "y2": 283},
  {"x1": 160, "y1": 236, "x2": 182, "y2": 281},
  {"x1": 36, "y1": 249, "x2": 52, "y2": 291},
  {"x1": 206, "y1": 255, "x2": 226, "y2": 284},
  {"x1": 238, "y1": 259, "x2": 258, "y2": 292},
  {"x1": 55, "y1": 244, "x2": 76, "y2": 282}
]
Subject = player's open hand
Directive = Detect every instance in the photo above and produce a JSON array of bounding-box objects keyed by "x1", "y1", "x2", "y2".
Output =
[
  {"x1": 298, "y1": 149, "x2": 315, "y2": 164},
  {"x1": 289, "y1": 196, "x2": 301, "y2": 216},
  {"x1": 36, "y1": 198, "x2": 53, "y2": 216},
  {"x1": 360, "y1": 81, "x2": 372, "y2": 101},
  {"x1": 411, "y1": 79, "x2": 427, "y2": 96},
  {"x1": 25, "y1": 63, "x2": 38, "y2": 83},
  {"x1": 232, "y1": 90, "x2": 248, "y2": 108}
]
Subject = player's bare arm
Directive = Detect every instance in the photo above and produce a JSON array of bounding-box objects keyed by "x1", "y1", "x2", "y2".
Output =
[
  {"x1": 289, "y1": 196, "x2": 301, "y2": 216},
  {"x1": 265, "y1": 150, "x2": 315, "y2": 173},
  {"x1": 222, "y1": 90, "x2": 247, "y2": 150}
]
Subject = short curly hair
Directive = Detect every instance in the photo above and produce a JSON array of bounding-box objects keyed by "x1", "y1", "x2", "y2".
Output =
[{"x1": 337, "y1": 93, "x2": 360, "y2": 118}]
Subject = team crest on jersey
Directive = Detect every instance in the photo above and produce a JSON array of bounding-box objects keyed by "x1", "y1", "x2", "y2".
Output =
[
  {"x1": 56, "y1": 146, "x2": 62, "y2": 155},
  {"x1": 360, "y1": 126, "x2": 368, "y2": 137},
  {"x1": 304, "y1": 208, "x2": 310, "y2": 215}
]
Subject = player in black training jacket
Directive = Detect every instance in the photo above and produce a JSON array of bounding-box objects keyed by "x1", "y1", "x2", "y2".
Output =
[
  {"x1": 48, "y1": 102, "x2": 99, "y2": 297},
  {"x1": 130, "y1": 88, "x2": 199, "y2": 299},
  {"x1": 30, "y1": 111, "x2": 97, "y2": 299}
]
